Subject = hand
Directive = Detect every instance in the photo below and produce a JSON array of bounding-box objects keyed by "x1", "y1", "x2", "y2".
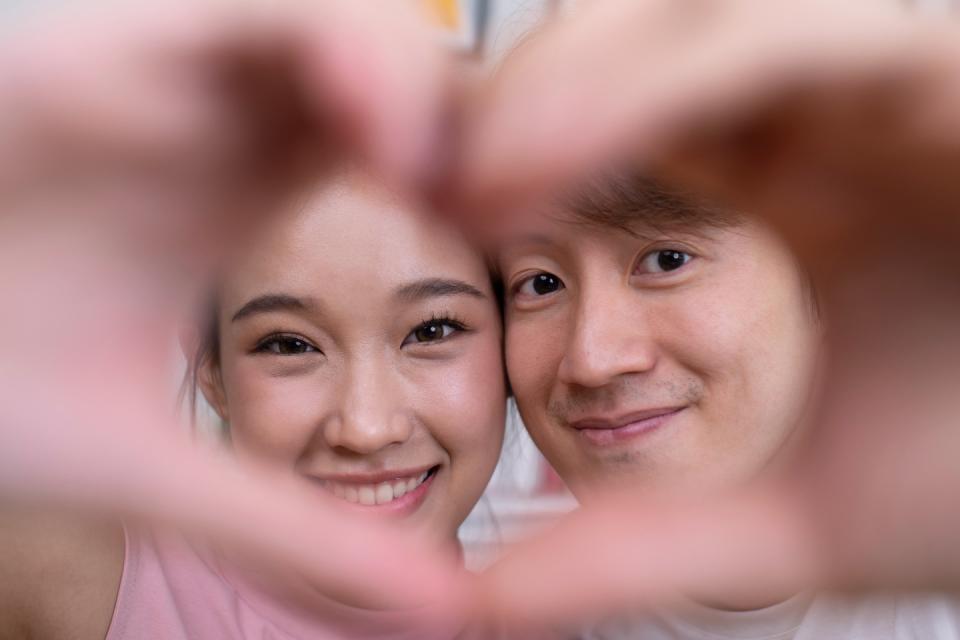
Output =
[
  {"x1": 452, "y1": 0, "x2": 960, "y2": 626},
  {"x1": 0, "y1": 0, "x2": 463, "y2": 612}
]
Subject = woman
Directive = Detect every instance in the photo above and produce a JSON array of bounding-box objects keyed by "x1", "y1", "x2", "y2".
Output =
[{"x1": 0, "y1": 170, "x2": 507, "y2": 639}]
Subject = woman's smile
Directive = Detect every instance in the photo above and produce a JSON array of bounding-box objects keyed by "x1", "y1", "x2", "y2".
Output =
[{"x1": 308, "y1": 465, "x2": 441, "y2": 515}]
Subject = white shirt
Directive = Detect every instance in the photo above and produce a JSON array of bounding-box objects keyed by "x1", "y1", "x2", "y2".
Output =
[{"x1": 582, "y1": 592, "x2": 960, "y2": 640}]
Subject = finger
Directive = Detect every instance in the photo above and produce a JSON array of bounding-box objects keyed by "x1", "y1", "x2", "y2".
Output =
[
  {"x1": 450, "y1": 0, "x2": 920, "y2": 220},
  {"x1": 0, "y1": 414, "x2": 467, "y2": 615},
  {"x1": 133, "y1": 440, "x2": 469, "y2": 613},
  {"x1": 0, "y1": 0, "x2": 452, "y2": 217},
  {"x1": 0, "y1": 354, "x2": 467, "y2": 616},
  {"x1": 795, "y1": 255, "x2": 960, "y2": 589},
  {"x1": 471, "y1": 487, "x2": 823, "y2": 629},
  {"x1": 290, "y1": 0, "x2": 455, "y2": 195}
]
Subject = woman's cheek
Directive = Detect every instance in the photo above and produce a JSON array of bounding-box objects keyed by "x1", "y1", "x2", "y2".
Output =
[
  {"x1": 425, "y1": 340, "x2": 506, "y2": 464},
  {"x1": 429, "y1": 344, "x2": 506, "y2": 529},
  {"x1": 227, "y1": 368, "x2": 327, "y2": 463}
]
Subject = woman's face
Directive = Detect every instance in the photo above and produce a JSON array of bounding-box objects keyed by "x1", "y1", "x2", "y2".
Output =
[{"x1": 201, "y1": 177, "x2": 506, "y2": 545}]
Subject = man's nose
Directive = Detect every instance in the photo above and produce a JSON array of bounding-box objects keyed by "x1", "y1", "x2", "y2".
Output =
[{"x1": 557, "y1": 282, "x2": 658, "y2": 389}]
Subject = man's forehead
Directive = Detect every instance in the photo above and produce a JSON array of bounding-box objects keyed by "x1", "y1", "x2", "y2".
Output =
[
  {"x1": 491, "y1": 174, "x2": 742, "y2": 261},
  {"x1": 494, "y1": 211, "x2": 717, "y2": 253},
  {"x1": 492, "y1": 217, "x2": 641, "y2": 270},
  {"x1": 496, "y1": 229, "x2": 557, "y2": 249}
]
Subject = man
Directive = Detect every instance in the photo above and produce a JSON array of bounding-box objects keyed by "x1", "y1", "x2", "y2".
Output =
[
  {"x1": 495, "y1": 173, "x2": 960, "y2": 638},
  {"x1": 499, "y1": 175, "x2": 818, "y2": 497}
]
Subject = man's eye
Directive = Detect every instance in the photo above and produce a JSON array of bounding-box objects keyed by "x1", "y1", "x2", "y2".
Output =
[
  {"x1": 517, "y1": 272, "x2": 565, "y2": 297},
  {"x1": 402, "y1": 320, "x2": 463, "y2": 346},
  {"x1": 636, "y1": 249, "x2": 693, "y2": 274},
  {"x1": 255, "y1": 335, "x2": 318, "y2": 355}
]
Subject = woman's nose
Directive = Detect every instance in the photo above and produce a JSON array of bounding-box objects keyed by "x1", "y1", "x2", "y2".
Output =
[{"x1": 321, "y1": 360, "x2": 413, "y2": 454}]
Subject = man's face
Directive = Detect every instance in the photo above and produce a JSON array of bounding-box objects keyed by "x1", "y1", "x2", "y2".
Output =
[{"x1": 498, "y1": 210, "x2": 820, "y2": 498}]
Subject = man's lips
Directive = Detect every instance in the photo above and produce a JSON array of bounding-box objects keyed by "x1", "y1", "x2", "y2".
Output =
[{"x1": 569, "y1": 407, "x2": 686, "y2": 445}]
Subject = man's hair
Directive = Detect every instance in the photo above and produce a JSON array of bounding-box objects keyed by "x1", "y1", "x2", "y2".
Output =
[{"x1": 564, "y1": 171, "x2": 741, "y2": 234}]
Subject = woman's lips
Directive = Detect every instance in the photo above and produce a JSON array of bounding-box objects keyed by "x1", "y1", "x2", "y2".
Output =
[
  {"x1": 309, "y1": 466, "x2": 438, "y2": 516},
  {"x1": 571, "y1": 407, "x2": 686, "y2": 446}
]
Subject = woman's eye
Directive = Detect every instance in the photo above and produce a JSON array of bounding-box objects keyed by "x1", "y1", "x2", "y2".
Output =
[
  {"x1": 255, "y1": 335, "x2": 318, "y2": 355},
  {"x1": 403, "y1": 320, "x2": 462, "y2": 346},
  {"x1": 636, "y1": 249, "x2": 693, "y2": 274},
  {"x1": 516, "y1": 272, "x2": 565, "y2": 297}
]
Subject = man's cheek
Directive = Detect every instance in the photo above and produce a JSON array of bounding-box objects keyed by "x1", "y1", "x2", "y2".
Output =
[
  {"x1": 664, "y1": 302, "x2": 751, "y2": 383},
  {"x1": 506, "y1": 327, "x2": 555, "y2": 393}
]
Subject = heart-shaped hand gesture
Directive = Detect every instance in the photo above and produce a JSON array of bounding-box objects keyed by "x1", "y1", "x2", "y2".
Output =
[{"x1": 4, "y1": 0, "x2": 960, "y2": 636}]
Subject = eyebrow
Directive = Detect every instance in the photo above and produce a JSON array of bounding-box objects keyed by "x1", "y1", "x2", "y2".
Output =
[
  {"x1": 394, "y1": 278, "x2": 486, "y2": 302},
  {"x1": 230, "y1": 293, "x2": 314, "y2": 322}
]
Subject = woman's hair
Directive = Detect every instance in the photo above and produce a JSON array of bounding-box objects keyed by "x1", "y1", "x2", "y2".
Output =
[{"x1": 180, "y1": 295, "x2": 221, "y2": 427}]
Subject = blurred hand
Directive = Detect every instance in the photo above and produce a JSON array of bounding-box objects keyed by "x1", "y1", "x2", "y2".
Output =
[
  {"x1": 0, "y1": 0, "x2": 462, "y2": 612},
  {"x1": 452, "y1": 0, "x2": 960, "y2": 627}
]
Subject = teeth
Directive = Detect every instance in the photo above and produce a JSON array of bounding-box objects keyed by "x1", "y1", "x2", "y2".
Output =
[
  {"x1": 322, "y1": 470, "x2": 432, "y2": 506},
  {"x1": 375, "y1": 483, "x2": 392, "y2": 504},
  {"x1": 344, "y1": 486, "x2": 358, "y2": 503},
  {"x1": 358, "y1": 486, "x2": 376, "y2": 505}
]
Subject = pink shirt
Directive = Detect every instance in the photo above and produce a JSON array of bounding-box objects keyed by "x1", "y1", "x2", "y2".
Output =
[{"x1": 105, "y1": 526, "x2": 467, "y2": 640}]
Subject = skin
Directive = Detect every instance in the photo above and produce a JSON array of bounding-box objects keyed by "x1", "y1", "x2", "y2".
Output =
[
  {"x1": 0, "y1": 512, "x2": 122, "y2": 640},
  {"x1": 200, "y1": 175, "x2": 506, "y2": 550},
  {"x1": 498, "y1": 210, "x2": 819, "y2": 500}
]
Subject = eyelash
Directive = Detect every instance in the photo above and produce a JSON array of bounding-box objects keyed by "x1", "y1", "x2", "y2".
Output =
[
  {"x1": 507, "y1": 246, "x2": 696, "y2": 299},
  {"x1": 252, "y1": 333, "x2": 319, "y2": 356},
  {"x1": 634, "y1": 246, "x2": 696, "y2": 275},
  {"x1": 509, "y1": 271, "x2": 565, "y2": 301},
  {"x1": 250, "y1": 312, "x2": 469, "y2": 356},
  {"x1": 403, "y1": 312, "x2": 469, "y2": 346}
]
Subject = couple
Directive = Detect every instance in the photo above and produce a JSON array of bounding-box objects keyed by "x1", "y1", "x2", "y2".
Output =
[
  {"x1": 5, "y1": 0, "x2": 960, "y2": 637},
  {"x1": 9, "y1": 165, "x2": 950, "y2": 639}
]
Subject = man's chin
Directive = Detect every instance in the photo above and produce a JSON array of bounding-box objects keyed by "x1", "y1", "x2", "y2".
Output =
[{"x1": 569, "y1": 459, "x2": 710, "y2": 500}]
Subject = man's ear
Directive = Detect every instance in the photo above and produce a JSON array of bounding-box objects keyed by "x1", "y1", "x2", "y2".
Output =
[{"x1": 179, "y1": 324, "x2": 229, "y2": 423}]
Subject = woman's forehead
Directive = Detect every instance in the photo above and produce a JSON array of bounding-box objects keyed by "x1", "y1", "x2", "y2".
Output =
[{"x1": 222, "y1": 185, "x2": 490, "y2": 304}]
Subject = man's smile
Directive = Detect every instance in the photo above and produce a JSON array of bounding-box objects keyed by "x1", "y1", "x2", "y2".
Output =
[{"x1": 568, "y1": 406, "x2": 687, "y2": 446}]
